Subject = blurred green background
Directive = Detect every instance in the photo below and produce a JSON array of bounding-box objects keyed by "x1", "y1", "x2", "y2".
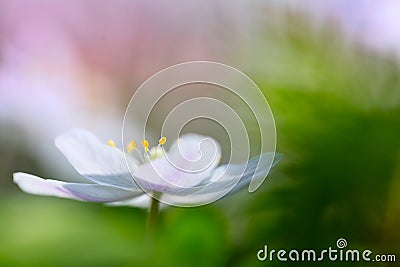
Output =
[{"x1": 1, "y1": 1, "x2": 400, "y2": 267}]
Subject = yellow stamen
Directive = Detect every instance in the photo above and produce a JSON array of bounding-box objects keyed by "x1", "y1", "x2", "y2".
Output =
[
  {"x1": 159, "y1": 137, "x2": 167, "y2": 145},
  {"x1": 108, "y1": 139, "x2": 116, "y2": 147},
  {"x1": 142, "y1": 139, "x2": 149, "y2": 152},
  {"x1": 127, "y1": 140, "x2": 137, "y2": 153}
]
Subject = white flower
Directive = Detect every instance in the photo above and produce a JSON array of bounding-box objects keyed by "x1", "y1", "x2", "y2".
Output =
[{"x1": 13, "y1": 129, "x2": 282, "y2": 207}]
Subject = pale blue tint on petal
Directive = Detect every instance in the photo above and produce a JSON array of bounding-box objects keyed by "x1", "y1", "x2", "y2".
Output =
[
  {"x1": 248, "y1": 152, "x2": 281, "y2": 193},
  {"x1": 224, "y1": 152, "x2": 283, "y2": 195},
  {"x1": 63, "y1": 183, "x2": 143, "y2": 203},
  {"x1": 84, "y1": 173, "x2": 138, "y2": 190},
  {"x1": 171, "y1": 152, "x2": 282, "y2": 196}
]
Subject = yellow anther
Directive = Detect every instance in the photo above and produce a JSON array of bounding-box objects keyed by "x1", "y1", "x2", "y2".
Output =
[
  {"x1": 159, "y1": 137, "x2": 167, "y2": 145},
  {"x1": 108, "y1": 140, "x2": 116, "y2": 147},
  {"x1": 142, "y1": 139, "x2": 149, "y2": 152},
  {"x1": 127, "y1": 140, "x2": 137, "y2": 153}
]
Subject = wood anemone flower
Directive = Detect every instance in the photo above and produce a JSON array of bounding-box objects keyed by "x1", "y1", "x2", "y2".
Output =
[{"x1": 13, "y1": 129, "x2": 282, "y2": 207}]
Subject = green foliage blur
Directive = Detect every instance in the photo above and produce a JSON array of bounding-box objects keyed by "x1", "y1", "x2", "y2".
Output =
[{"x1": 1, "y1": 12, "x2": 400, "y2": 267}]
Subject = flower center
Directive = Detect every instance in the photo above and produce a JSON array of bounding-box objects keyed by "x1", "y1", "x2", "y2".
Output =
[
  {"x1": 108, "y1": 136, "x2": 167, "y2": 163},
  {"x1": 143, "y1": 137, "x2": 167, "y2": 161},
  {"x1": 148, "y1": 146, "x2": 165, "y2": 160}
]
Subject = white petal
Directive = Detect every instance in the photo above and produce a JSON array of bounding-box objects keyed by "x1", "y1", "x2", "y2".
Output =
[
  {"x1": 13, "y1": 172, "x2": 79, "y2": 199},
  {"x1": 55, "y1": 128, "x2": 138, "y2": 189},
  {"x1": 13, "y1": 172, "x2": 143, "y2": 203},
  {"x1": 133, "y1": 133, "x2": 221, "y2": 189}
]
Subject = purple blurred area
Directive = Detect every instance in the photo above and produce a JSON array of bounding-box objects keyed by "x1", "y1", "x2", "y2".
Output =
[{"x1": 294, "y1": 0, "x2": 400, "y2": 56}]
